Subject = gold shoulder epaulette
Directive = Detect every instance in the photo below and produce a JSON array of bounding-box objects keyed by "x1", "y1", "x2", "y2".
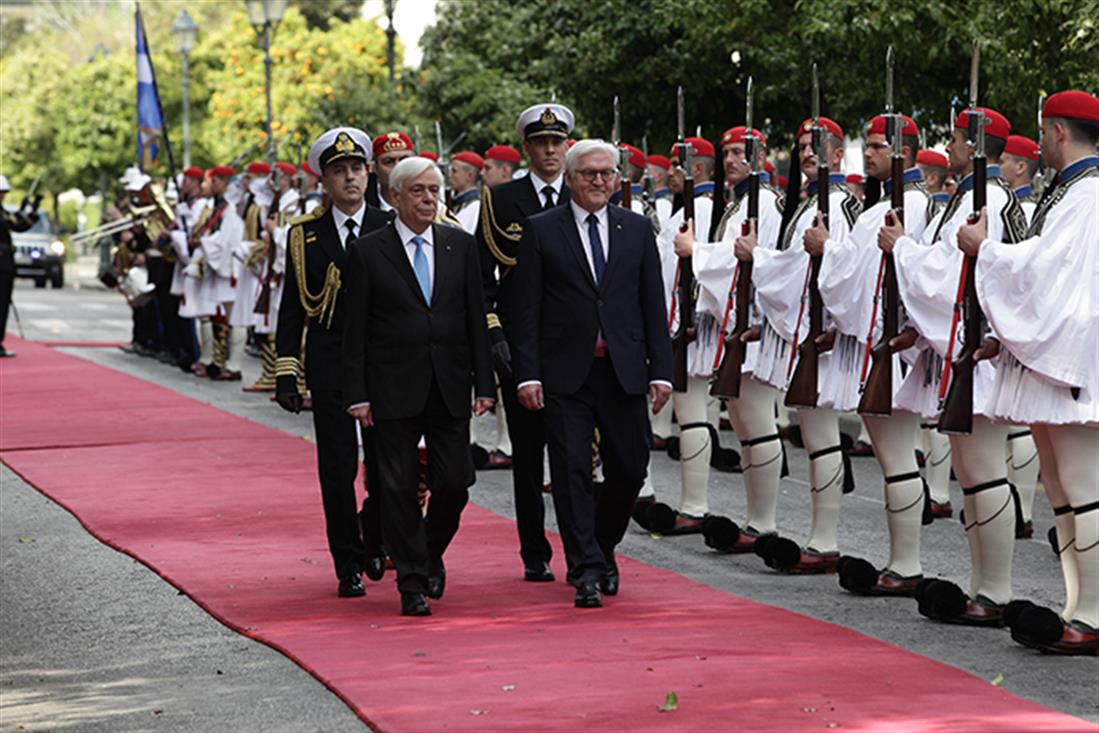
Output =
[
  {"x1": 480, "y1": 185, "x2": 519, "y2": 268},
  {"x1": 289, "y1": 210, "x2": 341, "y2": 328},
  {"x1": 290, "y1": 201, "x2": 327, "y2": 227}
]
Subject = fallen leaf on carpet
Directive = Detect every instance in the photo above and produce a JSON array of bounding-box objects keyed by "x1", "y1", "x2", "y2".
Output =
[
  {"x1": 658, "y1": 691, "x2": 678, "y2": 712},
  {"x1": 502, "y1": 685, "x2": 516, "y2": 691},
  {"x1": 18, "y1": 536, "x2": 36, "y2": 544}
]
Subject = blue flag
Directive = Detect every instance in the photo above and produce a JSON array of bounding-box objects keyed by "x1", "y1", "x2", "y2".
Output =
[{"x1": 135, "y1": 7, "x2": 165, "y2": 172}]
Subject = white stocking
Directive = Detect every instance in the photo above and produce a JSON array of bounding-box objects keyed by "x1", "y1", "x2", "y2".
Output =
[
  {"x1": 727, "y1": 376, "x2": 781, "y2": 534},
  {"x1": 864, "y1": 411, "x2": 923, "y2": 578},
  {"x1": 798, "y1": 407, "x2": 844, "y2": 553},
  {"x1": 673, "y1": 377, "x2": 711, "y2": 517},
  {"x1": 1006, "y1": 428, "x2": 1039, "y2": 523},
  {"x1": 1046, "y1": 424, "x2": 1099, "y2": 629},
  {"x1": 950, "y1": 417, "x2": 1013, "y2": 604},
  {"x1": 921, "y1": 423, "x2": 953, "y2": 505},
  {"x1": 1031, "y1": 425, "x2": 1078, "y2": 621}
]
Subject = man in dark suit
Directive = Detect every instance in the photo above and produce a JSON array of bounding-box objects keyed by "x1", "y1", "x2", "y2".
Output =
[
  {"x1": 344, "y1": 156, "x2": 496, "y2": 617},
  {"x1": 511, "y1": 139, "x2": 674, "y2": 608},
  {"x1": 275, "y1": 128, "x2": 393, "y2": 599},
  {"x1": 476, "y1": 103, "x2": 574, "y2": 583}
]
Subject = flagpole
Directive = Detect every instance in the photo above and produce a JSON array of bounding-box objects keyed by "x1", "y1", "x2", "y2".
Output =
[{"x1": 136, "y1": 2, "x2": 180, "y2": 188}]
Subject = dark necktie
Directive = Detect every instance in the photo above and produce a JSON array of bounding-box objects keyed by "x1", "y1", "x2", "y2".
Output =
[
  {"x1": 343, "y1": 218, "x2": 357, "y2": 248},
  {"x1": 586, "y1": 213, "x2": 606, "y2": 285},
  {"x1": 542, "y1": 185, "x2": 555, "y2": 210}
]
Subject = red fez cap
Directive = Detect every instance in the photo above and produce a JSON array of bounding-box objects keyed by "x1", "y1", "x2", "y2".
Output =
[
  {"x1": 845, "y1": 173, "x2": 864, "y2": 185},
  {"x1": 798, "y1": 116, "x2": 844, "y2": 140},
  {"x1": 372, "y1": 131, "x2": 414, "y2": 158},
  {"x1": 275, "y1": 162, "x2": 297, "y2": 176},
  {"x1": 419, "y1": 151, "x2": 439, "y2": 162},
  {"x1": 647, "y1": 154, "x2": 671, "y2": 170},
  {"x1": 183, "y1": 166, "x2": 204, "y2": 180},
  {"x1": 301, "y1": 162, "x2": 319, "y2": 178},
  {"x1": 1003, "y1": 135, "x2": 1039, "y2": 161},
  {"x1": 954, "y1": 108, "x2": 1011, "y2": 141},
  {"x1": 778, "y1": 175, "x2": 789, "y2": 189},
  {"x1": 453, "y1": 151, "x2": 484, "y2": 169},
  {"x1": 246, "y1": 161, "x2": 272, "y2": 176},
  {"x1": 566, "y1": 139, "x2": 577, "y2": 149},
  {"x1": 721, "y1": 126, "x2": 767, "y2": 147},
  {"x1": 866, "y1": 114, "x2": 919, "y2": 137},
  {"x1": 622, "y1": 143, "x2": 645, "y2": 169},
  {"x1": 916, "y1": 150, "x2": 948, "y2": 169},
  {"x1": 210, "y1": 165, "x2": 235, "y2": 178},
  {"x1": 1043, "y1": 90, "x2": 1099, "y2": 123},
  {"x1": 671, "y1": 137, "x2": 715, "y2": 160},
  {"x1": 764, "y1": 161, "x2": 775, "y2": 174},
  {"x1": 485, "y1": 145, "x2": 521, "y2": 164}
]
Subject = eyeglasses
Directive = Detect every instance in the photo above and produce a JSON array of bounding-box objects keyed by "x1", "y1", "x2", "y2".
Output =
[{"x1": 574, "y1": 168, "x2": 618, "y2": 182}]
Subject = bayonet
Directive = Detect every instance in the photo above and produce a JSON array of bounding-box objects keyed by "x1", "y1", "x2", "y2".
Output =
[
  {"x1": 612, "y1": 96, "x2": 621, "y2": 145},
  {"x1": 676, "y1": 86, "x2": 685, "y2": 143},
  {"x1": 413, "y1": 124, "x2": 422, "y2": 156},
  {"x1": 939, "y1": 39, "x2": 986, "y2": 435},
  {"x1": 434, "y1": 120, "x2": 446, "y2": 164},
  {"x1": 811, "y1": 63, "x2": 820, "y2": 127},
  {"x1": 745, "y1": 76, "x2": 757, "y2": 173}
]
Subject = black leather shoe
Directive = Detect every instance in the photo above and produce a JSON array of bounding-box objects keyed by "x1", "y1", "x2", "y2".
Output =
[
  {"x1": 427, "y1": 569, "x2": 446, "y2": 600},
  {"x1": 337, "y1": 574, "x2": 365, "y2": 598},
  {"x1": 364, "y1": 554, "x2": 386, "y2": 582},
  {"x1": 401, "y1": 592, "x2": 431, "y2": 616},
  {"x1": 600, "y1": 570, "x2": 620, "y2": 596},
  {"x1": 575, "y1": 581, "x2": 602, "y2": 608},
  {"x1": 524, "y1": 560, "x2": 555, "y2": 582}
]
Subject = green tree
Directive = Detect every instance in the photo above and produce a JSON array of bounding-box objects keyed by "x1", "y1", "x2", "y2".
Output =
[
  {"x1": 418, "y1": 0, "x2": 1099, "y2": 154},
  {"x1": 292, "y1": 0, "x2": 364, "y2": 30}
]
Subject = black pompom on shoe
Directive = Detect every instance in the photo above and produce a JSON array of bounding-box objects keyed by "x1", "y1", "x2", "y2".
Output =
[
  {"x1": 701, "y1": 516, "x2": 741, "y2": 552},
  {"x1": 837, "y1": 556, "x2": 878, "y2": 594},
  {"x1": 646, "y1": 502, "x2": 678, "y2": 534}
]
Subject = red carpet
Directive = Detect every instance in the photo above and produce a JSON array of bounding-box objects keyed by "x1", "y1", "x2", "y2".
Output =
[{"x1": 0, "y1": 337, "x2": 1090, "y2": 732}]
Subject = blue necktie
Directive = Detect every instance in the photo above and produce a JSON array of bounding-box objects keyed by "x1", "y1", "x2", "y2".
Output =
[
  {"x1": 411, "y1": 235, "x2": 432, "y2": 305},
  {"x1": 586, "y1": 213, "x2": 606, "y2": 285}
]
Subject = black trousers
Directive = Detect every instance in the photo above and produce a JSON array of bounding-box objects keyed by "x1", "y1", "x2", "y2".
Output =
[
  {"x1": 310, "y1": 388, "x2": 381, "y2": 580},
  {"x1": 0, "y1": 268, "x2": 13, "y2": 349},
  {"x1": 373, "y1": 378, "x2": 474, "y2": 594},
  {"x1": 499, "y1": 372, "x2": 552, "y2": 566},
  {"x1": 543, "y1": 357, "x2": 649, "y2": 585}
]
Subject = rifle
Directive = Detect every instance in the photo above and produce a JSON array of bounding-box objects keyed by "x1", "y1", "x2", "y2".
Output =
[
  {"x1": 858, "y1": 46, "x2": 902, "y2": 416},
  {"x1": 253, "y1": 172, "x2": 284, "y2": 318},
  {"x1": 435, "y1": 119, "x2": 453, "y2": 211},
  {"x1": 670, "y1": 85, "x2": 696, "y2": 393},
  {"x1": 785, "y1": 63, "x2": 828, "y2": 408},
  {"x1": 711, "y1": 76, "x2": 758, "y2": 399},
  {"x1": 612, "y1": 96, "x2": 632, "y2": 209},
  {"x1": 939, "y1": 42, "x2": 985, "y2": 435}
]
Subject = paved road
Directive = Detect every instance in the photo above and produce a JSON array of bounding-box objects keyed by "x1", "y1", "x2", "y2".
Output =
[{"x1": 2, "y1": 278, "x2": 1096, "y2": 730}]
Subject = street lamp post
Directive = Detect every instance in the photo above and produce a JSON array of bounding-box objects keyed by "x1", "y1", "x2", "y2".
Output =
[
  {"x1": 245, "y1": 0, "x2": 288, "y2": 163},
  {"x1": 170, "y1": 10, "x2": 198, "y2": 169},
  {"x1": 385, "y1": 0, "x2": 397, "y2": 84}
]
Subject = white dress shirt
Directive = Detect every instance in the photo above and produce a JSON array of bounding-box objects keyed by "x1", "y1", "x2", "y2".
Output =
[
  {"x1": 394, "y1": 217, "x2": 435, "y2": 285},
  {"x1": 529, "y1": 170, "x2": 564, "y2": 208},
  {"x1": 570, "y1": 200, "x2": 609, "y2": 279},
  {"x1": 331, "y1": 203, "x2": 366, "y2": 248}
]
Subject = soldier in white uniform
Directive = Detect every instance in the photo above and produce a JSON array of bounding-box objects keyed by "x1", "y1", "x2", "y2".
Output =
[
  {"x1": 956, "y1": 89, "x2": 1099, "y2": 655},
  {"x1": 681, "y1": 125, "x2": 787, "y2": 551},
  {"x1": 745, "y1": 116, "x2": 862, "y2": 574},
  {"x1": 810, "y1": 114, "x2": 932, "y2": 595},
  {"x1": 449, "y1": 151, "x2": 484, "y2": 235},
  {"x1": 247, "y1": 161, "x2": 301, "y2": 393},
  {"x1": 879, "y1": 106, "x2": 1028, "y2": 625}
]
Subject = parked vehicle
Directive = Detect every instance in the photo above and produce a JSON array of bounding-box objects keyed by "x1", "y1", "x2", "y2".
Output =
[{"x1": 9, "y1": 208, "x2": 64, "y2": 288}]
